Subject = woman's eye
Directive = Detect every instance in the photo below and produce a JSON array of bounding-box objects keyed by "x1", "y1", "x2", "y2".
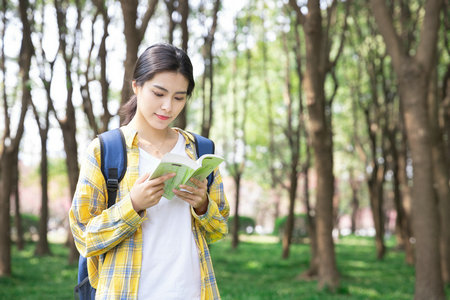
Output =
[
  {"x1": 175, "y1": 97, "x2": 185, "y2": 101},
  {"x1": 153, "y1": 91, "x2": 163, "y2": 97}
]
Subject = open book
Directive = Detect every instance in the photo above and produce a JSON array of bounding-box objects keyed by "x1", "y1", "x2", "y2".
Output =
[{"x1": 148, "y1": 153, "x2": 224, "y2": 200}]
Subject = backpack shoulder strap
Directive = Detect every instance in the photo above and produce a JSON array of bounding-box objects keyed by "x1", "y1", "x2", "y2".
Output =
[
  {"x1": 190, "y1": 132, "x2": 215, "y2": 192},
  {"x1": 98, "y1": 128, "x2": 127, "y2": 208}
]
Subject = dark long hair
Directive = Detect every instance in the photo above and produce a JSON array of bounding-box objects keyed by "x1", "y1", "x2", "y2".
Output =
[{"x1": 119, "y1": 43, "x2": 195, "y2": 125}]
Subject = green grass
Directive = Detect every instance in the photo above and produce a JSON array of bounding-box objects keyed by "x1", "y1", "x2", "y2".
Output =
[{"x1": 1, "y1": 236, "x2": 449, "y2": 299}]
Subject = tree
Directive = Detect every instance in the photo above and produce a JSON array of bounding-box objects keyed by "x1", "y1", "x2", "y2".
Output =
[
  {"x1": 288, "y1": 0, "x2": 349, "y2": 289},
  {"x1": 51, "y1": 0, "x2": 83, "y2": 264},
  {"x1": 370, "y1": 0, "x2": 446, "y2": 298},
  {"x1": 279, "y1": 15, "x2": 303, "y2": 259},
  {"x1": 79, "y1": 0, "x2": 113, "y2": 135},
  {"x1": 0, "y1": 0, "x2": 32, "y2": 276},
  {"x1": 199, "y1": 0, "x2": 221, "y2": 137},
  {"x1": 119, "y1": 0, "x2": 158, "y2": 109},
  {"x1": 227, "y1": 12, "x2": 250, "y2": 249},
  {"x1": 167, "y1": 0, "x2": 190, "y2": 129}
]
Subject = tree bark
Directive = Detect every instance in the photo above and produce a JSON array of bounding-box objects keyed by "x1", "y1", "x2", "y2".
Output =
[
  {"x1": 0, "y1": 0, "x2": 32, "y2": 276},
  {"x1": 119, "y1": 0, "x2": 158, "y2": 111},
  {"x1": 200, "y1": 0, "x2": 221, "y2": 137},
  {"x1": 31, "y1": 100, "x2": 52, "y2": 256},
  {"x1": 231, "y1": 174, "x2": 241, "y2": 249},
  {"x1": 289, "y1": 0, "x2": 340, "y2": 289},
  {"x1": 428, "y1": 65, "x2": 450, "y2": 284},
  {"x1": 370, "y1": 0, "x2": 445, "y2": 297},
  {"x1": 12, "y1": 153, "x2": 24, "y2": 250}
]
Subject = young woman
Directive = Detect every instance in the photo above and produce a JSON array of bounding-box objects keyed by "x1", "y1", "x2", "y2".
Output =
[{"x1": 69, "y1": 43, "x2": 229, "y2": 300}]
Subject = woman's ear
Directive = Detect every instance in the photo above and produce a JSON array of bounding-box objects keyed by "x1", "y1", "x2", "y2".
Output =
[{"x1": 132, "y1": 81, "x2": 138, "y2": 94}]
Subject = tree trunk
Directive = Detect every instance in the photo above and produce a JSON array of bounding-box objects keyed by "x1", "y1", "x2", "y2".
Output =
[
  {"x1": 199, "y1": 0, "x2": 221, "y2": 137},
  {"x1": 282, "y1": 170, "x2": 298, "y2": 259},
  {"x1": 12, "y1": 154, "x2": 24, "y2": 250},
  {"x1": 370, "y1": 0, "x2": 445, "y2": 297},
  {"x1": 0, "y1": 0, "x2": 32, "y2": 276},
  {"x1": 0, "y1": 153, "x2": 13, "y2": 276},
  {"x1": 119, "y1": 0, "x2": 158, "y2": 109},
  {"x1": 389, "y1": 127, "x2": 413, "y2": 262},
  {"x1": 35, "y1": 127, "x2": 51, "y2": 256},
  {"x1": 428, "y1": 66, "x2": 450, "y2": 284},
  {"x1": 397, "y1": 109, "x2": 414, "y2": 264},
  {"x1": 349, "y1": 169, "x2": 359, "y2": 235},
  {"x1": 368, "y1": 165, "x2": 386, "y2": 259},
  {"x1": 231, "y1": 175, "x2": 240, "y2": 249},
  {"x1": 302, "y1": 143, "x2": 318, "y2": 278},
  {"x1": 400, "y1": 69, "x2": 445, "y2": 299},
  {"x1": 301, "y1": 0, "x2": 339, "y2": 289}
]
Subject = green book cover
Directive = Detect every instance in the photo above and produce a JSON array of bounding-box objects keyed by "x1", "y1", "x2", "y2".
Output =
[{"x1": 149, "y1": 153, "x2": 224, "y2": 200}]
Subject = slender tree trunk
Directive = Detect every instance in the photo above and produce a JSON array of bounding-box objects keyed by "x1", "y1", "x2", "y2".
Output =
[
  {"x1": 35, "y1": 126, "x2": 51, "y2": 256},
  {"x1": 0, "y1": 153, "x2": 13, "y2": 276},
  {"x1": 397, "y1": 125, "x2": 414, "y2": 265},
  {"x1": 0, "y1": 0, "x2": 32, "y2": 276},
  {"x1": 349, "y1": 169, "x2": 359, "y2": 235},
  {"x1": 12, "y1": 156, "x2": 24, "y2": 250},
  {"x1": 368, "y1": 165, "x2": 386, "y2": 259},
  {"x1": 231, "y1": 175, "x2": 241, "y2": 249},
  {"x1": 119, "y1": 0, "x2": 158, "y2": 109},
  {"x1": 200, "y1": 0, "x2": 221, "y2": 137},
  {"x1": 282, "y1": 171, "x2": 298, "y2": 259},
  {"x1": 389, "y1": 129, "x2": 413, "y2": 261},
  {"x1": 428, "y1": 66, "x2": 450, "y2": 284}
]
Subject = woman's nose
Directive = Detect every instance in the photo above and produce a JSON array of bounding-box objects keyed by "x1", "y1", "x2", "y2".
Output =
[{"x1": 160, "y1": 97, "x2": 172, "y2": 111}]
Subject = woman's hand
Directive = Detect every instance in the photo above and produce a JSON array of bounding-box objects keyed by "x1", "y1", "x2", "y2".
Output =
[
  {"x1": 173, "y1": 178, "x2": 209, "y2": 215},
  {"x1": 130, "y1": 172, "x2": 175, "y2": 212}
]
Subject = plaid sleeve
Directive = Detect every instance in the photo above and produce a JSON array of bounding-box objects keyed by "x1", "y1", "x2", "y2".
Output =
[
  {"x1": 69, "y1": 138, "x2": 145, "y2": 257},
  {"x1": 191, "y1": 167, "x2": 230, "y2": 244}
]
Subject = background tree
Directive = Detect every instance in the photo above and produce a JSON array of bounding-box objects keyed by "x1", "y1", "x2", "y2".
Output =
[
  {"x1": 79, "y1": 0, "x2": 112, "y2": 135},
  {"x1": 288, "y1": 0, "x2": 349, "y2": 289},
  {"x1": 199, "y1": 0, "x2": 220, "y2": 137},
  {"x1": 226, "y1": 11, "x2": 250, "y2": 249},
  {"x1": 370, "y1": 0, "x2": 445, "y2": 298},
  {"x1": 119, "y1": 0, "x2": 158, "y2": 109},
  {"x1": 0, "y1": 0, "x2": 32, "y2": 276}
]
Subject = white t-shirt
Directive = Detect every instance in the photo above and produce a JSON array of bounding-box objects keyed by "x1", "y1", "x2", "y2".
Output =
[{"x1": 137, "y1": 133, "x2": 201, "y2": 300}]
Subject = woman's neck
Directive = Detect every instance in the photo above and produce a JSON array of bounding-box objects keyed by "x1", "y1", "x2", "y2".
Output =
[{"x1": 129, "y1": 116, "x2": 172, "y2": 144}]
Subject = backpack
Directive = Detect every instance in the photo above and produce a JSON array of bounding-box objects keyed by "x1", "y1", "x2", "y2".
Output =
[{"x1": 74, "y1": 128, "x2": 215, "y2": 300}]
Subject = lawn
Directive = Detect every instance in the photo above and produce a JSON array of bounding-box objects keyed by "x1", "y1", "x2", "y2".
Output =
[{"x1": 1, "y1": 235, "x2": 449, "y2": 299}]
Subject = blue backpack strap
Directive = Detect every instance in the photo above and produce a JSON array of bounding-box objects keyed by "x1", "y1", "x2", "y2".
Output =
[
  {"x1": 75, "y1": 129, "x2": 127, "y2": 300},
  {"x1": 98, "y1": 128, "x2": 127, "y2": 209},
  {"x1": 190, "y1": 132, "x2": 215, "y2": 192}
]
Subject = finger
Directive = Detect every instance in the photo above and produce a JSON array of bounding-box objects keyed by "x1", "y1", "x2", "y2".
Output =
[
  {"x1": 188, "y1": 178, "x2": 207, "y2": 188},
  {"x1": 178, "y1": 184, "x2": 197, "y2": 194},
  {"x1": 136, "y1": 173, "x2": 150, "y2": 184},
  {"x1": 148, "y1": 173, "x2": 175, "y2": 185}
]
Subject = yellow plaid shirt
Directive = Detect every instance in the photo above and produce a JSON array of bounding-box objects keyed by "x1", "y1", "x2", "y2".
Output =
[{"x1": 69, "y1": 125, "x2": 229, "y2": 300}]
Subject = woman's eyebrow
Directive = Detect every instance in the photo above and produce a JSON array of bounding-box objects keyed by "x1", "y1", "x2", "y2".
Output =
[{"x1": 153, "y1": 84, "x2": 187, "y2": 94}]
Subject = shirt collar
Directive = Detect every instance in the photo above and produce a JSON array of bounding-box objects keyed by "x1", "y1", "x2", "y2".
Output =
[{"x1": 120, "y1": 124, "x2": 197, "y2": 159}]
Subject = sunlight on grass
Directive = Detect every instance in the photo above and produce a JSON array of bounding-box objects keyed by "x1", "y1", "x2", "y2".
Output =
[{"x1": 1, "y1": 236, "x2": 450, "y2": 299}]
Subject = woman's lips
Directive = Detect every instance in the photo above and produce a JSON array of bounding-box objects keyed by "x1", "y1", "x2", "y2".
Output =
[{"x1": 155, "y1": 114, "x2": 170, "y2": 120}]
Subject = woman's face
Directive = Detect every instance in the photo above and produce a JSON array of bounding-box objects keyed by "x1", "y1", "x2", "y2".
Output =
[{"x1": 133, "y1": 71, "x2": 188, "y2": 131}]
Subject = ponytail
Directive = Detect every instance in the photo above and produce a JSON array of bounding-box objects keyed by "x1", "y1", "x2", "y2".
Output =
[{"x1": 119, "y1": 95, "x2": 137, "y2": 126}]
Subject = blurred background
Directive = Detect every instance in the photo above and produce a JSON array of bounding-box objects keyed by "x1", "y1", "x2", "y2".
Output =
[{"x1": 1, "y1": 0, "x2": 449, "y2": 299}]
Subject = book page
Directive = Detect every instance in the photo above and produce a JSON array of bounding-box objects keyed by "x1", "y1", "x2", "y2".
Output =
[
  {"x1": 149, "y1": 153, "x2": 199, "y2": 200},
  {"x1": 187, "y1": 154, "x2": 224, "y2": 187}
]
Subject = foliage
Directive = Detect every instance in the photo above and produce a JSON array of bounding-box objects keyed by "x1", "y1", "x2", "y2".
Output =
[
  {"x1": 227, "y1": 215, "x2": 256, "y2": 234},
  {"x1": 273, "y1": 213, "x2": 308, "y2": 243},
  {"x1": 3, "y1": 237, "x2": 450, "y2": 299}
]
